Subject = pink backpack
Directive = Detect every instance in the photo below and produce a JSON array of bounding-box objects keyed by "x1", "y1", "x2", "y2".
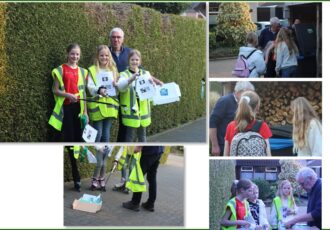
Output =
[{"x1": 232, "y1": 49, "x2": 257, "y2": 78}]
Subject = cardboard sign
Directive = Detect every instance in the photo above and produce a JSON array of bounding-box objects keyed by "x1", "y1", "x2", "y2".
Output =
[
  {"x1": 82, "y1": 124, "x2": 98, "y2": 143},
  {"x1": 97, "y1": 71, "x2": 116, "y2": 96},
  {"x1": 135, "y1": 72, "x2": 156, "y2": 100},
  {"x1": 72, "y1": 194, "x2": 102, "y2": 213},
  {"x1": 152, "y1": 82, "x2": 181, "y2": 105}
]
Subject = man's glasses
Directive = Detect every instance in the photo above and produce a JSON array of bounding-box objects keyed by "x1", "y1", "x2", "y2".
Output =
[{"x1": 111, "y1": 36, "x2": 122, "y2": 39}]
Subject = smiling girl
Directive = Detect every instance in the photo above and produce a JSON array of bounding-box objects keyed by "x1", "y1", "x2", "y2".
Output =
[
  {"x1": 117, "y1": 49, "x2": 161, "y2": 142},
  {"x1": 270, "y1": 180, "x2": 298, "y2": 229},
  {"x1": 87, "y1": 45, "x2": 119, "y2": 142}
]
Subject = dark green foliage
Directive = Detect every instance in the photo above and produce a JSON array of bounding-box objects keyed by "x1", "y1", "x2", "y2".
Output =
[
  {"x1": 252, "y1": 179, "x2": 274, "y2": 201},
  {"x1": 209, "y1": 160, "x2": 236, "y2": 230},
  {"x1": 134, "y1": 3, "x2": 190, "y2": 14},
  {"x1": 0, "y1": 3, "x2": 205, "y2": 141}
]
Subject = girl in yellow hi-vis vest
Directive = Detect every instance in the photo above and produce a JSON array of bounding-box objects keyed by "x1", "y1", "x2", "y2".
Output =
[
  {"x1": 270, "y1": 180, "x2": 298, "y2": 230},
  {"x1": 87, "y1": 45, "x2": 119, "y2": 142},
  {"x1": 220, "y1": 179, "x2": 255, "y2": 230},
  {"x1": 117, "y1": 49, "x2": 162, "y2": 142},
  {"x1": 49, "y1": 43, "x2": 88, "y2": 142}
]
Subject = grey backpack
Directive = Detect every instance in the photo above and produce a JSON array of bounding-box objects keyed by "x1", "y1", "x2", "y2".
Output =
[{"x1": 230, "y1": 120, "x2": 267, "y2": 157}]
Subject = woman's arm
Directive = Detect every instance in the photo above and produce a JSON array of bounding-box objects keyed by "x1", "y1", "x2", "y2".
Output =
[{"x1": 224, "y1": 140, "x2": 230, "y2": 156}]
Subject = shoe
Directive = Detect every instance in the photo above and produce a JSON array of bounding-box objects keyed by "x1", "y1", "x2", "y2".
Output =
[
  {"x1": 74, "y1": 182, "x2": 81, "y2": 192},
  {"x1": 142, "y1": 202, "x2": 154, "y2": 212},
  {"x1": 122, "y1": 201, "x2": 140, "y2": 211},
  {"x1": 90, "y1": 178, "x2": 99, "y2": 191}
]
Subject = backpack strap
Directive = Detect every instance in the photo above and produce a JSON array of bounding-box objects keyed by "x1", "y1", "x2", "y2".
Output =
[
  {"x1": 246, "y1": 49, "x2": 257, "y2": 59},
  {"x1": 244, "y1": 49, "x2": 257, "y2": 74},
  {"x1": 251, "y1": 120, "x2": 263, "y2": 132}
]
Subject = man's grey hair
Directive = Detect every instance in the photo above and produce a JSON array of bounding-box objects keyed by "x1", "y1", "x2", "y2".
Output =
[
  {"x1": 234, "y1": 81, "x2": 255, "y2": 93},
  {"x1": 109, "y1": 27, "x2": 124, "y2": 38},
  {"x1": 270, "y1": 17, "x2": 280, "y2": 25},
  {"x1": 296, "y1": 167, "x2": 318, "y2": 181}
]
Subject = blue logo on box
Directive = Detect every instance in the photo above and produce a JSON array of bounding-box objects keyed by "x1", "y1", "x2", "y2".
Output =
[{"x1": 160, "y1": 88, "x2": 168, "y2": 96}]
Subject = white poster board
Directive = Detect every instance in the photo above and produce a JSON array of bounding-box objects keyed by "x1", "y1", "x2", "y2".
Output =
[
  {"x1": 135, "y1": 72, "x2": 156, "y2": 100},
  {"x1": 82, "y1": 124, "x2": 98, "y2": 143},
  {"x1": 152, "y1": 82, "x2": 181, "y2": 105},
  {"x1": 97, "y1": 71, "x2": 116, "y2": 96}
]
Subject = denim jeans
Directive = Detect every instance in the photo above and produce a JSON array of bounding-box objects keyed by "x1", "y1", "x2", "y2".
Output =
[
  {"x1": 92, "y1": 118, "x2": 113, "y2": 142},
  {"x1": 280, "y1": 66, "x2": 297, "y2": 78},
  {"x1": 125, "y1": 126, "x2": 147, "y2": 142}
]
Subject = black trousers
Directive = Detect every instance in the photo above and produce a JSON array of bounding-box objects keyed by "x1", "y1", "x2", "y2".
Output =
[
  {"x1": 67, "y1": 146, "x2": 80, "y2": 185},
  {"x1": 62, "y1": 103, "x2": 82, "y2": 142},
  {"x1": 116, "y1": 112, "x2": 127, "y2": 142},
  {"x1": 132, "y1": 154, "x2": 161, "y2": 205}
]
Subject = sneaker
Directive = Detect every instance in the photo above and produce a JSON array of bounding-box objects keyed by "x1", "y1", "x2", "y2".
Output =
[
  {"x1": 122, "y1": 201, "x2": 140, "y2": 211},
  {"x1": 142, "y1": 202, "x2": 154, "y2": 212}
]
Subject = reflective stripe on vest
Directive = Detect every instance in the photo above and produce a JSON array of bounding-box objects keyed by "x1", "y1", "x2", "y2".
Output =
[
  {"x1": 87, "y1": 65, "x2": 119, "y2": 121},
  {"x1": 221, "y1": 198, "x2": 249, "y2": 230},
  {"x1": 125, "y1": 152, "x2": 146, "y2": 192},
  {"x1": 119, "y1": 69, "x2": 151, "y2": 128},
  {"x1": 48, "y1": 65, "x2": 86, "y2": 131},
  {"x1": 117, "y1": 146, "x2": 128, "y2": 171}
]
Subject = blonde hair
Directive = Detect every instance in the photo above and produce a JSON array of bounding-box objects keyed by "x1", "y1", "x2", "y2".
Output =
[
  {"x1": 291, "y1": 97, "x2": 321, "y2": 150},
  {"x1": 235, "y1": 91, "x2": 260, "y2": 132},
  {"x1": 246, "y1": 32, "x2": 258, "y2": 47},
  {"x1": 276, "y1": 28, "x2": 298, "y2": 56},
  {"x1": 276, "y1": 180, "x2": 296, "y2": 207},
  {"x1": 94, "y1": 45, "x2": 118, "y2": 81},
  {"x1": 128, "y1": 49, "x2": 142, "y2": 64}
]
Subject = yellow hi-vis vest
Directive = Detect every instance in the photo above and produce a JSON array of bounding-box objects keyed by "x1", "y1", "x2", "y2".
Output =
[
  {"x1": 48, "y1": 65, "x2": 87, "y2": 131},
  {"x1": 70, "y1": 146, "x2": 81, "y2": 159},
  {"x1": 117, "y1": 146, "x2": 134, "y2": 171},
  {"x1": 273, "y1": 196, "x2": 294, "y2": 228},
  {"x1": 125, "y1": 152, "x2": 146, "y2": 192},
  {"x1": 87, "y1": 65, "x2": 119, "y2": 121},
  {"x1": 119, "y1": 69, "x2": 151, "y2": 128},
  {"x1": 221, "y1": 197, "x2": 249, "y2": 230}
]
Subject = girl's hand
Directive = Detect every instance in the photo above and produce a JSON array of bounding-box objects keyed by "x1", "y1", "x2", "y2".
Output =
[
  {"x1": 67, "y1": 93, "x2": 78, "y2": 103},
  {"x1": 99, "y1": 88, "x2": 107, "y2": 97}
]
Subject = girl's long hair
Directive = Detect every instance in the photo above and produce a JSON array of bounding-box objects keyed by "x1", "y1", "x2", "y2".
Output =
[
  {"x1": 291, "y1": 97, "x2": 321, "y2": 150},
  {"x1": 276, "y1": 180, "x2": 296, "y2": 208},
  {"x1": 275, "y1": 28, "x2": 298, "y2": 56},
  {"x1": 94, "y1": 45, "x2": 118, "y2": 81},
  {"x1": 235, "y1": 91, "x2": 260, "y2": 132}
]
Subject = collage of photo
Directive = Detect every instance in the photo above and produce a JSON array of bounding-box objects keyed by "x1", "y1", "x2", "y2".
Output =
[
  {"x1": 0, "y1": 1, "x2": 325, "y2": 229},
  {"x1": 209, "y1": 2, "x2": 322, "y2": 230}
]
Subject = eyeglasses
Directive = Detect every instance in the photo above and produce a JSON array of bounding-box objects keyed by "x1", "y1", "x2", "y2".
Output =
[{"x1": 110, "y1": 36, "x2": 122, "y2": 39}]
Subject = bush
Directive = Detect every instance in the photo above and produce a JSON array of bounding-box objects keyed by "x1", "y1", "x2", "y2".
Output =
[
  {"x1": 209, "y1": 31, "x2": 217, "y2": 50},
  {"x1": 209, "y1": 160, "x2": 236, "y2": 230},
  {"x1": 0, "y1": 3, "x2": 206, "y2": 142},
  {"x1": 252, "y1": 179, "x2": 273, "y2": 201},
  {"x1": 216, "y1": 3, "x2": 256, "y2": 47}
]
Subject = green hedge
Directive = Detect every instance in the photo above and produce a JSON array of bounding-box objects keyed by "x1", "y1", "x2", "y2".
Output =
[
  {"x1": 0, "y1": 3, "x2": 206, "y2": 142},
  {"x1": 209, "y1": 160, "x2": 236, "y2": 230}
]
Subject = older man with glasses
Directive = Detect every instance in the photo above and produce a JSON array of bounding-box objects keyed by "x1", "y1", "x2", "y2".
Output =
[{"x1": 284, "y1": 167, "x2": 321, "y2": 229}]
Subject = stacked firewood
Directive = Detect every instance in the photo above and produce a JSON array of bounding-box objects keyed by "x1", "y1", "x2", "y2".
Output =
[{"x1": 254, "y1": 82, "x2": 322, "y2": 126}]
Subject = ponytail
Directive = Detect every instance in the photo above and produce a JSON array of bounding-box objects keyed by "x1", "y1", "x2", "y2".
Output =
[{"x1": 235, "y1": 91, "x2": 260, "y2": 132}]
